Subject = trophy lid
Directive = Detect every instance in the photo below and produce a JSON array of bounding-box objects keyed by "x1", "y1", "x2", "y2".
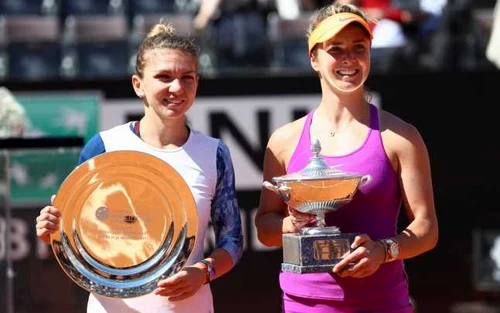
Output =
[{"x1": 273, "y1": 139, "x2": 361, "y2": 182}]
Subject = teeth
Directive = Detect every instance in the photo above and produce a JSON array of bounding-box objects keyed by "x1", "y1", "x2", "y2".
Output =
[
  {"x1": 338, "y1": 70, "x2": 356, "y2": 75},
  {"x1": 164, "y1": 99, "x2": 183, "y2": 104}
]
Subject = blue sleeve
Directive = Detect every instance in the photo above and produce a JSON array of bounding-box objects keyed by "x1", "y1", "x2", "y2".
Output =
[
  {"x1": 211, "y1": 140, "x2": 244, "y2": 266},
  {"x1": 78, "y1": 133, "x2": 106, "y2": 165}
]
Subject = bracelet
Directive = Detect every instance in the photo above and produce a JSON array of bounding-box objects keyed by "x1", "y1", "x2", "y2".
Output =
[{"x1": 199, "y1": 259, "x2": 213, "y2": 284}]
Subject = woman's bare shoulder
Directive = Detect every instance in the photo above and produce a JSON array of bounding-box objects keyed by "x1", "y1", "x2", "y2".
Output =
[
  {"x1": 267, "y1": 116, "x2": 308, "y2": 158},
  {"x1": 379, "y1": 109, "x2": 427, "y2": 153}
]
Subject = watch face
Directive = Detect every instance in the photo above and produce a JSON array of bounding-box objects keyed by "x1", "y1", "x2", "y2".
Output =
[
  {"x1": 390, "y1": 243, "x2": 399, "y2": 256},
  {"x1": 388, "y1": 239, "x2": 399, "y2": 258}
]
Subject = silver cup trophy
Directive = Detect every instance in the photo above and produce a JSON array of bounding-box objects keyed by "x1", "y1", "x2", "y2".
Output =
[{"x1": 263, "y1": 139, "x2": 371, "y2": 273}]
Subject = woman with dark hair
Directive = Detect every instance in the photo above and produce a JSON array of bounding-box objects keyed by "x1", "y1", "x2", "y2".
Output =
[{"x1": 35, "y1": 21, "x2": 244, "y2": 313}]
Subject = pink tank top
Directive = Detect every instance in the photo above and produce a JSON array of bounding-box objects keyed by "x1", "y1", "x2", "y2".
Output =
[{"x1": 280, "y1": 104, "x2": 410, "y2": 302}]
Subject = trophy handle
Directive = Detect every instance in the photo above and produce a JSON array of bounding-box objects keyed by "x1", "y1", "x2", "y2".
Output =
[
  {"x1": 263, "y1": 181, "x2": 291, "y2": 201},
  {"x1": 263, "y1": 181, "x2": 279, "y2": 194},
  {"x1": 359, "y1": 175, "x2": 372, "y2": 187}
]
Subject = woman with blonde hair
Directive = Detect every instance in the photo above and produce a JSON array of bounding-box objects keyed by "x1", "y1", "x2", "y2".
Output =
[{"x1": 255, "y1": 3, "x2": 438, "y2": 312}]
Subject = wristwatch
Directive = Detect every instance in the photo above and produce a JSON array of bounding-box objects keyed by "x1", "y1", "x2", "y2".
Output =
[
  {"x1": 199, "y1": 259, "x2": 216, "y2": 284},
  {"x1": 380, "y1": 238, "x2": 400, "y2": 262}
]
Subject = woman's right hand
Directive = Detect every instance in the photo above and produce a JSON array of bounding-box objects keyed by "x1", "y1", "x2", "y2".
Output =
[{"x1": 35, "y1": 195, "x2": 61, "y2": 244}]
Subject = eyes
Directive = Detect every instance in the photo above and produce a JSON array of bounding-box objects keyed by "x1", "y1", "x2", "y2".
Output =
[
  {"x1": 326, "y1": 43, "x2": 368, "y2": 55},
  {"x1": 155, "y1": 74, "x2": 197, "y2": 83}
]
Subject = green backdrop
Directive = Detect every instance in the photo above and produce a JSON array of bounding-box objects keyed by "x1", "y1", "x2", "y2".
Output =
[{"x1": 7, "y1": 92, "x2": 100, "y2": 205}]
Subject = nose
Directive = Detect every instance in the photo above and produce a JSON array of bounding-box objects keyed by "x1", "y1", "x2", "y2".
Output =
[
  {"x1": 169, "y1": 78, "x2": 183, "y2": 93},
  {"x1": 340, "y1": 51, "x2": 357, "y2": 64}
]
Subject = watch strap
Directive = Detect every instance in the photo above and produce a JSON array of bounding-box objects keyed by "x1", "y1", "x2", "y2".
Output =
[{"x1": 378, "y1": 239, "x2": 388, "y2": 262}]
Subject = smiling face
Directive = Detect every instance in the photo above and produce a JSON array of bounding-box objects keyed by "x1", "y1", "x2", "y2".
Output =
[
  {"x1": 132, "y1": 48, "x2": 198, "y2": 122},
  {"x1": 311, "y1": 24, "x2": 371, "y2": 93}
]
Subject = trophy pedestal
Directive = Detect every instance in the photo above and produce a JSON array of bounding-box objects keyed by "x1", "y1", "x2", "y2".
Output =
[{"x1": 282, "y1": 228, "x2": 358, "y2": 274}]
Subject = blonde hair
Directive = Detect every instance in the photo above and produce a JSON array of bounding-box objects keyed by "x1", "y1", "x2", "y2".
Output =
[
  {"x1": 135, "y1": 20, "x2": 199, "y2": 77},
  {"x1": 307, "y1": 3, "x2": 371, "y2": 41},
  {"x1": 147, "y1": 22, "x2": 175, "y2": 37}
]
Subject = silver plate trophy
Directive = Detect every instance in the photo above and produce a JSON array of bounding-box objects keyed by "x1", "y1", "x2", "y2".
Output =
[
  {"x1": 263, "y1": 139, "x2": 371, "y2": 274},
  {"x1": 51, "y1": 151, "x2": 198, "y2": 298}
]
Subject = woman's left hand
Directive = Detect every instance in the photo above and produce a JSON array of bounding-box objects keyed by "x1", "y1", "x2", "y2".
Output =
[
  {"x1": 154, "y1": 265, "x2": 206, "y2": 301},
  {"x1": 332, "y1": 234, "x2": 386, "y2": 278},
  {"x1": 283, "y1": 208, "x2": 314, "y2": 233}
]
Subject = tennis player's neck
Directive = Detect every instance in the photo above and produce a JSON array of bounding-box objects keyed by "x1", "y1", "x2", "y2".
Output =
[{"x1": 134, "y1": 120, "x2": 189, "y2": 150}]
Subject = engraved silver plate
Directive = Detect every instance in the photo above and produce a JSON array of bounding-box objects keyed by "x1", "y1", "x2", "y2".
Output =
[{"x1": 51, "y1": 151, "x2": 198, "y2": 298}]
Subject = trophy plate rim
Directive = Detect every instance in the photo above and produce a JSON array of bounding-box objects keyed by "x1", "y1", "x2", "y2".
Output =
[{"x1": 50, "y1": 150, "x2": 198, "y2": 298}]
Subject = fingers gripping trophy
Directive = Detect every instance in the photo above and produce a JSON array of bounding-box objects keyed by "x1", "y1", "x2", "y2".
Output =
[{"x1": 263, "y1": 139, "x2": 371, "y2": 273}]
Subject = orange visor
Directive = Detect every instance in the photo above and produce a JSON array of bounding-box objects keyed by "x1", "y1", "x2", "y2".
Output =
[{"x1": 308, "y1": 12, "x2": 373, "y2": 54}]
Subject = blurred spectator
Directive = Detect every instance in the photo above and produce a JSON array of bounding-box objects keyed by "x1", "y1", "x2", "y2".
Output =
[
  {"x1": 419, "y1": 0, "x2": 448, "y2": 36},
  {"x1": 193, "y1": 0, "x2": 271, "y2": 70},
  {"x1": 0, "y1": 87, "x2": 30, "y2": 138},
  {"x1": 193, "y1": 0, "x2": 220, "y2": 31},
  {"x1": 301, "y1": 0, "x2": 323, "y2": 10},
  {"x1": 335, "y1": 0, "x2": 447, "y2": 72},
  {"x1": 413, "y1": 0, "x2": 449, "y2": 70},
  {"x1": 274, "y1": 0, "x2": 324, "y2": 18},
  {"x1": 486, "y1": 0, "x2": 500, "y2": 69},
  {"x1": 275, "y1": 0, "x2": 301, "y2": 19},
  {"x1": 334, "y1": 0, "x2": 420, "y2": 72}
]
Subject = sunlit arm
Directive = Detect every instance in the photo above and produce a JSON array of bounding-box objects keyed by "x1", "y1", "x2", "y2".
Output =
[
  {"x1": 255, "y1": 125, "x2": 298, "y2": 247},
  {"x1": 386, "y1": 121, "x2": 439, "y2": 261}
]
